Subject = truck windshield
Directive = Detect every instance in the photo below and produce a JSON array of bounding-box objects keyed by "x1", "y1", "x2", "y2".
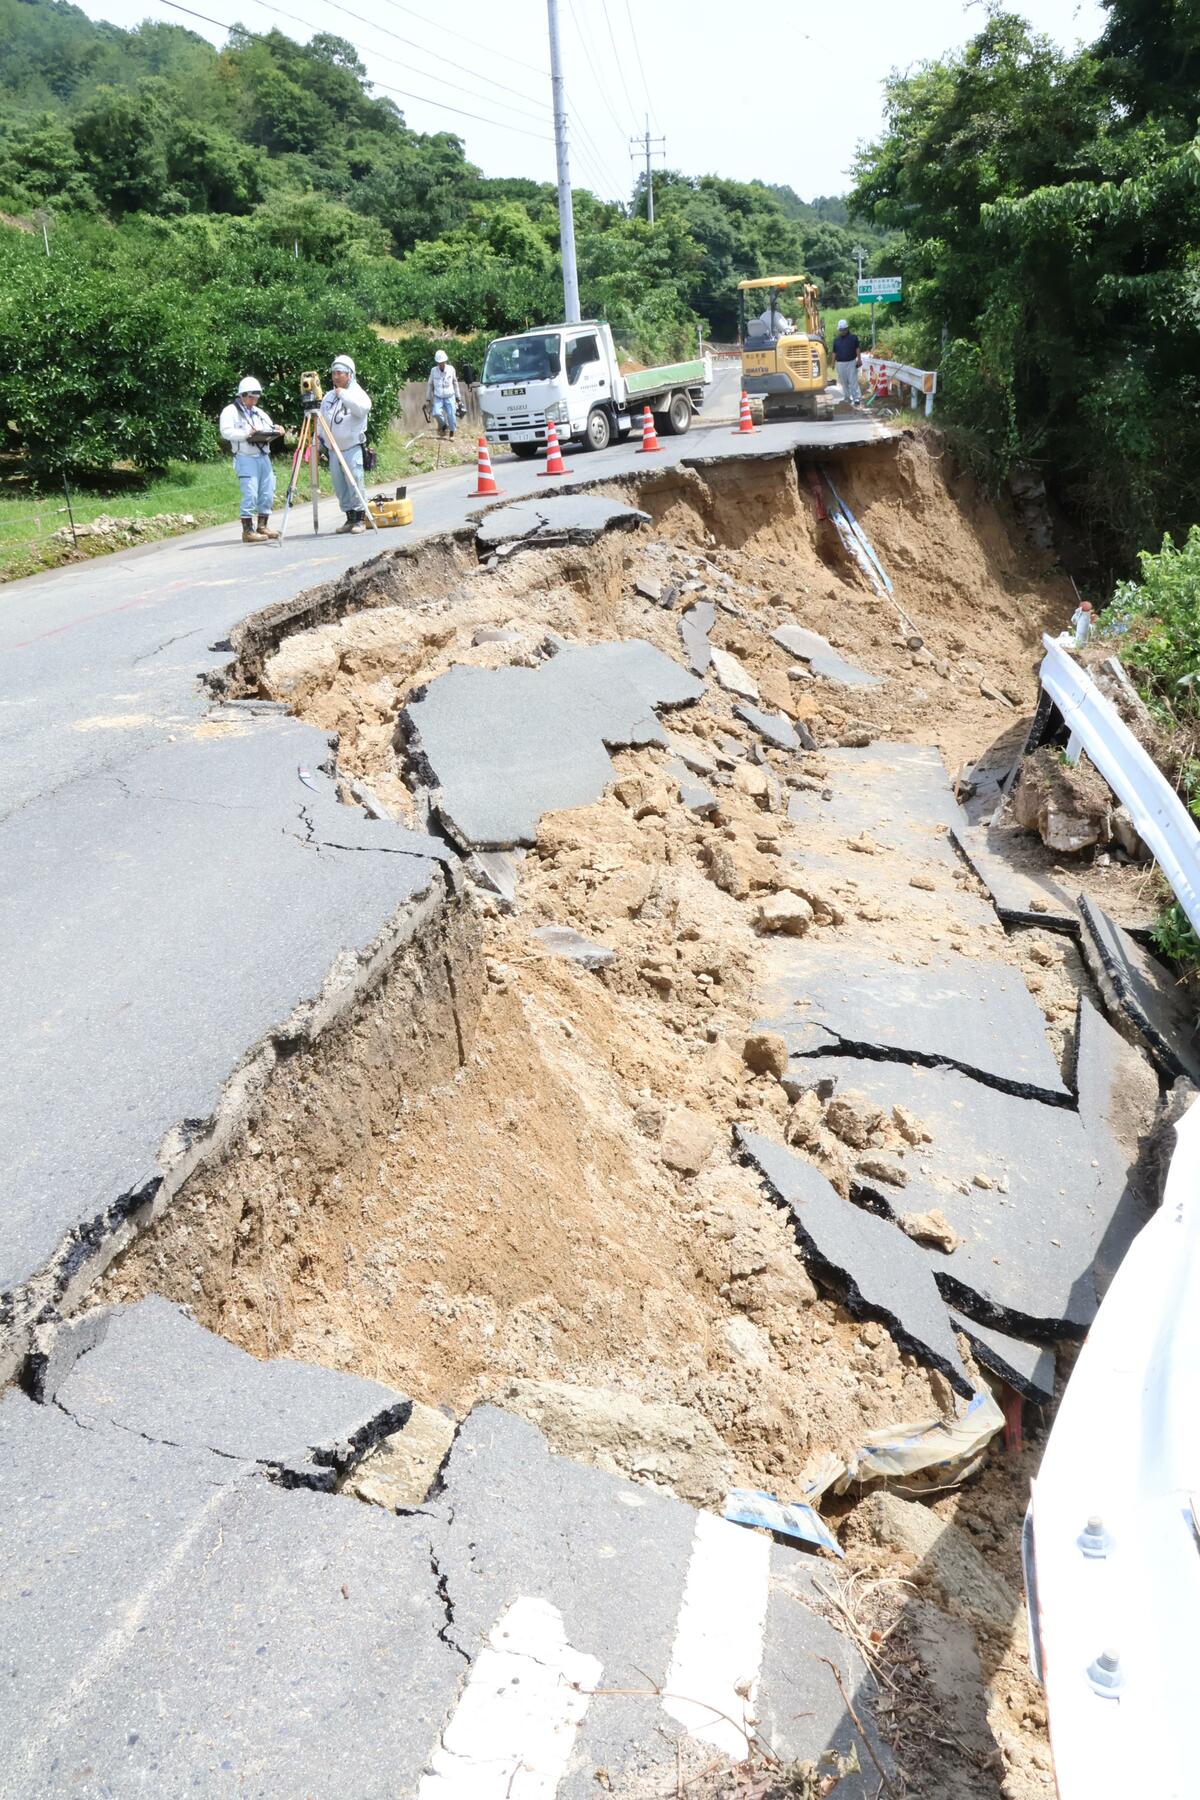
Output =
[{"x1": 481, "y1": 334, "x2": 561, "y2": 385}]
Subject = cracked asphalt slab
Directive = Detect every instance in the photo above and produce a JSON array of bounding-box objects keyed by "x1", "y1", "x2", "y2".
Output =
[
  {"x1": 0, "y1": 1308, "x2": 886, "y2": 1799},
  {"x1": 0, "y1": 398, "x2": 887, "y2": 1359}
]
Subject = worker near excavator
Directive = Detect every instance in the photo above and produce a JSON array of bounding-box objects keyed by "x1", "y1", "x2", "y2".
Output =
[
  {"x1": 319, "y1": 354, "x2": 373, "y2": 534},
  {"x1": 218, "y1": 376, "x2": 283, "y2": 544},
  {"x1": 832, "y1": 320, "x2": 863, "y2": 407}
]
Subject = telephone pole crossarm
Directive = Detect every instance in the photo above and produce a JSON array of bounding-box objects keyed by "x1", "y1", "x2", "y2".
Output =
[{"x1": 629, "y1": 118, "x2": 666, "y2": 223}]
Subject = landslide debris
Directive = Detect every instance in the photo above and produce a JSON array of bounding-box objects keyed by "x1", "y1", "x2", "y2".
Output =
[{"x1": 100, "y1": 433, "x2": 1092, "y2": 1799}]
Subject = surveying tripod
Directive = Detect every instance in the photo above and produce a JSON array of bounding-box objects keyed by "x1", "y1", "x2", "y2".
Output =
[{"x1": 278, "y1": 370, "x2": 379, "y2": 545}]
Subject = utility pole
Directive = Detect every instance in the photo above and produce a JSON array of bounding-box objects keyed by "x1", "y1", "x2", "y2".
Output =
[
  {"x1": 853, "y1": 244, "x2": 868, "y2": 284},
  {"x1": 546, "y1": 0, "x2": 580, "y2": 323},
  {"x1": 629, "y1": 117, "x2": 665, "y2": 223}
]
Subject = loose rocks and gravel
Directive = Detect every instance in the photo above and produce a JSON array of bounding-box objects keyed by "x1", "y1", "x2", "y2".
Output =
[{"x1": 98, "y1": 434, "x2": 1144, "y2": 1798}]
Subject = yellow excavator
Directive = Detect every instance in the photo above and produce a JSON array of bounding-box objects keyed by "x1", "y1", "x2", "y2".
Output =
[{"x1": 737, "y1": 276, "x2": 828, "y2": 419}]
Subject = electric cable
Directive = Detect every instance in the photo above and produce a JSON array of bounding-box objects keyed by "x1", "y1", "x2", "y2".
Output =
[
  {"x1": 377, "y1": 0, "x2": 549, "y2": 79},
  {"x1": 623, "y1": 0, "x2": 660, "y2": 135},
  {"x1": 566, "y1": 0, "x2": 632, "y2": 146},
  {"x1": 241, "y1": 0, "x2": 548, "y2": 124},
  {"x1": 600, "y1": 0, "x2": 640, "y2": 133},
  {"x1": 154, "y1": 0, "x2": 554, "y2": 138}
]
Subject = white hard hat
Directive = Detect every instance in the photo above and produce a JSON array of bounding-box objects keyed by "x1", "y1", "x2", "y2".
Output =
[
  {"x1": 237, "y1": 375, "x2": 263, "y2": 395},
  {"x1": 330, "y1": 354, "x2": 356, "y2": 376},
  {"x1": 434, "y1": 350, "x2": 448, "y2": 363},
  {"x1": 837, "y1": 320, "x2": 849, "y2": 331}
]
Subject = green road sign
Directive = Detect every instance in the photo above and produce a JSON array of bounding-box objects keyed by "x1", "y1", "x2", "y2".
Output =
[{"x1": 858, "y1": 277, "x2": 902, "y2": 303}]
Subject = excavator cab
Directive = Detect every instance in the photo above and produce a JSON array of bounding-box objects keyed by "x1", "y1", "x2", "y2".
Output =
[{"x1": 737, "y1": 276, "x2": 828, "y2": 419}]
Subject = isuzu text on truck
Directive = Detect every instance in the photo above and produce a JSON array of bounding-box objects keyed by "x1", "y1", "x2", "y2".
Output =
[{"x1": 477, "y1": 320, "x2": 712, "y2": 455}]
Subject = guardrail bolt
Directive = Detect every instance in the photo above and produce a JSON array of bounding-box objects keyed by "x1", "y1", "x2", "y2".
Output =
[
  {"x1": 1086, "y1": 1648, "x2": 1123, "y2": 1698},
  {"x1": 1077, "y1": 1515, "x2": 1113, "y2": 1559}
]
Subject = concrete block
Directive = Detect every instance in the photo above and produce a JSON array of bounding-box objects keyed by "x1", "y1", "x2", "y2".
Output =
[{"x1": 771, "y1": 623, "x2": 880, "y2": 688}]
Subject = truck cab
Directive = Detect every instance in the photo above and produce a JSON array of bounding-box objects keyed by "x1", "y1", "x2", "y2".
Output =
[{"x1": 478, "y1": 320, "x2": 708, "y2": 456}]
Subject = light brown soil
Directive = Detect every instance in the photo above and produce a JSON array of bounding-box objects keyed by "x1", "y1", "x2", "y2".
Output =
[{"x1": 100, "y1": 434, "x2": 1116, "y2": 1798}]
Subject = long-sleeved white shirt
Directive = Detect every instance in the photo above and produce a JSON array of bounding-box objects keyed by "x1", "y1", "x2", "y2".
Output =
[
  {"x1": 426, "y1": 362, "x2": 461, "y2": 404},
  {"x1": 218, "y1": 399, "x2": 276, "y2": 455},
  {"x1": 318, "y1": 380, "x2": 371, "y2": 450}
]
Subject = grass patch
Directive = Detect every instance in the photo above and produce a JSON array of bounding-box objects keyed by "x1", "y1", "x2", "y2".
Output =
[{"x1": 0, "y1": 420, "x2": 472, "y2": 586}]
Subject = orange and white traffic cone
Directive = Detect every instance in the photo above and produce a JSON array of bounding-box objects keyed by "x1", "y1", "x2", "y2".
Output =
[
  {"x1": 732, "y1": 390, "x2": 757, "y2": 434},
  {"x1": 470, "y1": 436, "x2": 502, "y2": 497},
  {"x1": 637, "y1": 404, "x2": 662, "y2": 453},
  {"x1": 537, "y1": 419, "x2": 573, "y2": 478}
]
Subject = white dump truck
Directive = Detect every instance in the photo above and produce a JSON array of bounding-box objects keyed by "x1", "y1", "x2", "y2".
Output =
[{"x1": 477, "y1": 319, "x2": 712, "y2": 455}]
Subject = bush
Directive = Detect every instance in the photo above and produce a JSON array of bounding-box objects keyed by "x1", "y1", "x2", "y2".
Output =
[
  {"x1": 0, "y1": 235, "x2": 213, "y2": 478},
  {"x1": 1100, "y1": 526, "x2": 1200, "y2": 719}
]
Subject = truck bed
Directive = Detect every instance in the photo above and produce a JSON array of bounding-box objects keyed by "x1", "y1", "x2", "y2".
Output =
[{"x1": 623, "y1": 358, "x2": 707, "y2": 397}]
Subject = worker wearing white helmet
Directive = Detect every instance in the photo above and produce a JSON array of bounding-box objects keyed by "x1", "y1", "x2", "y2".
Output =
[
  {"x1": 218, "y1": 375, "x2": 283, "y2": 544},
  {"x1": 425, "y1": 348, "x2": 463, "y2": 440},
  {"x1": 319, "y1": 353, "x2": 373, "y2": 534}
]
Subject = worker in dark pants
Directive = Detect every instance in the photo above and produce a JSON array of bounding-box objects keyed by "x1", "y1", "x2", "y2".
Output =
[{"x1": 832, "y1": 320, "x2": 863, "y2": 406}]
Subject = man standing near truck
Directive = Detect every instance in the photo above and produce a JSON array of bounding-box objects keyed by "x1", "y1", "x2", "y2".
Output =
[
  {"x1": 832, "y1": 320, "x2": 862, "y2": 407},
  {"x1": 426, "y1": 349, "x2": 463, "y2": 440}
]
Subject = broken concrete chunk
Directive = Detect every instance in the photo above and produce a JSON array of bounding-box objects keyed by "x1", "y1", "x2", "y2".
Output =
[
  {"x1": 472, "y1": 626, "x2": 521, "y2": 646},
  {"x1": 660, "y1": 1106, "x2": 718, "y2": 1174},
  {"x1": 734, "y1": 703, "x2": 800, "y2": 753},
  {"x1": 857, "y1": 1155, "x2": 908, "y2": 1189},
  {"x1": 635, "y1": 576, "x2": 663, "y2": 603},
  {"x1": 951, "y1": 822, "x2": 1077, "y2": 933},
  {"x1": 771, "y1": 623, "x2": 880, "y2": 688},
  {"x1": 678, "y1": 600, "x2": 716, "y2": 675},
  {"x1": 742, "y1": 1029, "x2": 790, "y2": 1078},
  {"x1": 342, "y1": 1401, "x2": 457, "y2": 1509},
  {"x1": 531, "y1": 924, "x2": 614, "y2": 971},
  {"x1": 661, "y1": 731, "x2": 718, "y2": 779},
  {"x1": 709, "y1": 646, "x2": 759, "y2": 700},
  {"x1": 754, "y1": 892, "x2": 814, "y2": 937},
  {"x1": 496, "y1": 1379, "x2": 731, "y2": 1508},
  {"x1": 38, "y1": 1297, "x2": 408, "y2": 1489},
  {"x1": 1012, "y1": 745, "x2": 1112, "y2": 854},
  {"x1": 825, "y1": 1090, "x2": 884, "y2": 1149},
  {"x1": 737, "y1": 1130, "x2": 971, "y2": 1396},
  {"x1": 901, "y1": 1209, "x2": 961, "y2": 1254}
]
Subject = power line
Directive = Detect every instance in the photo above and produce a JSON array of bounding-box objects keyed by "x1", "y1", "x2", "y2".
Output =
[
  {"x1": 313, "y1": 0, "x2": 551, "y2": 115},
  {"x1": 565, "y1": 0, "x2": 631, "y2": 147},
  {"x1": 623, "y1": 0, "x2": 659, "y2": 135},
  {"x1": 154, "y1": 0, "x2": 553, "y2": 139},
  {"x1": 600, "y1": 0, "x2": 640, "y2": 133},
  {"x1": 567, "y1": 92, "x2": 628, "y2": 199},
  {"x1": 378, "y1": 0, "x2": 549, "y2": 79},
  {"x1": 243, "y1": 0, "x2": 548, "y2": 125}
]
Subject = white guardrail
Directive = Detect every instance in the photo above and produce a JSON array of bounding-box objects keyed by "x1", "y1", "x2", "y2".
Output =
[
  {"x1": 861, "y1": 355, "x2": 939, "y2": 417},
  {"x1": 1039, "y1": 637, "x2": 1200, "y2": 936},
  {"x1": 1025, "y1": 639, "x2": 1200, "y2": 1797}
]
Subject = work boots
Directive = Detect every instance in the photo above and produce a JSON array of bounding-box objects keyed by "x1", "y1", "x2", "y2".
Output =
[
  {"x1": 256, "y1": 514, "x2": 279, "y2": 540},
  {"x1": 336, "y1": 511, "x2": 366, "y2": 535},
  {"x1": 241, "y1": 517, "x2": 266, "y2": 543}
]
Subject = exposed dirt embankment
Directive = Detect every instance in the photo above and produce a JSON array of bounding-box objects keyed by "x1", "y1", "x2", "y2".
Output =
[{"x1": 101, "y1": 433, "x2": 1084, "y2": 1798}]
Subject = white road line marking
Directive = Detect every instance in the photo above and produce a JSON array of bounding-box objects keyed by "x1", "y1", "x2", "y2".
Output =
[
  {"x1": 419, "y1": 1595, "x2": 602, "y2": 1798},
  {"x1": 662, "y1": 1510, "x2": 771, "y2": 1761}
]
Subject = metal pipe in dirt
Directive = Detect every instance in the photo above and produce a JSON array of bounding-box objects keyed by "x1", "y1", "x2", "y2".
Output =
[{"x1": 821, "y1": 466, "x2": 925, "y2": 646}]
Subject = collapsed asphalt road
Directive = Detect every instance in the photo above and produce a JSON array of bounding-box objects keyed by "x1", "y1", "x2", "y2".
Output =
[{"x1": 0, "y1": 421, "x2": 1176, "y2": 1796}]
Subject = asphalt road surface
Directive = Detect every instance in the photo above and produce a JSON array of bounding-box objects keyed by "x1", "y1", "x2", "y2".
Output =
[{"x1": 0, "y1": 365, "x2": 886, "y2": 1360}]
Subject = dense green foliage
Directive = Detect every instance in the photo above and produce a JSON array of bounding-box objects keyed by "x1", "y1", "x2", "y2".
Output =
[
  {"x1": 851, "y1": 0, "x2": 1200, "y2": 579},
  {"x1": 1101, "y1": 527, "x2": 1200, "y2": 719},
  {"x1": 0, "y1": 0, "x2": 883, "y2": 482}
]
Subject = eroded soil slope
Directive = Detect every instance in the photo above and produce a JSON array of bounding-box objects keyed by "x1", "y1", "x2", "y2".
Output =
[{"x1": 103, "y1": 433, "x2": 1097, "y2": 1798}]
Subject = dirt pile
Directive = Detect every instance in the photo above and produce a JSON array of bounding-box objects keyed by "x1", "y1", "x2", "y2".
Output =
[{"x1": 101, "y1": 433, "x2": 1093, "y2": 1797}]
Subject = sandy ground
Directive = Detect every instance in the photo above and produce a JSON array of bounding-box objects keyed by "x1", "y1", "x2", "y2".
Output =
[{"x1": 101, "y1": 432, "x2": 1153, "y2": 1799}]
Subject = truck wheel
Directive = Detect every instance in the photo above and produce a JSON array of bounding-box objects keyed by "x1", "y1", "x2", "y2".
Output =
[
  {"x1": 510, "y1": 442, "x2": 540, "y2": 460},
  {"x1": 582, "y1": 408, "x2": 612, "y2": 452},
  {"x1": 662, "y1": 392, "x2": 693, "y2": 436}
]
